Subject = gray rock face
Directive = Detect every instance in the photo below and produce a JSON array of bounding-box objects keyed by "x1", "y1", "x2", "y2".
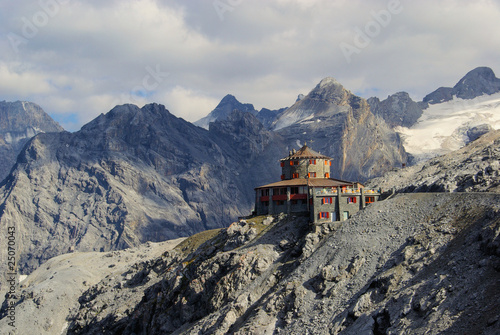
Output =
[
  {"x1": 467, "y1": 124, "x2": 493, "y2": 142},
  {"x1": 194, "y1": 94, "x2": 258, "y2": 129},
  {"x1": 0, "y1": 104, "x2": 273, "y2": 277},
  {"x1": 423, "y1": 66, "x2": 500, "y2": 104},
  {"x1": 368, "y1": 92, "x2": 423, "y2": 128},
  {"x1": 0, "y1": 101, "x2": 63, "y2": 181}
]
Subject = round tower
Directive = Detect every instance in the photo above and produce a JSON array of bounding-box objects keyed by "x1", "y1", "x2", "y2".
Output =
[{"x1": 280, "y1": 144, "x2": 332, "y2": 180}]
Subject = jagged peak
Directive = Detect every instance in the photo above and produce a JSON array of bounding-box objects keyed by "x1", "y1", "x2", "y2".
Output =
[
  {"x1": 316, "y1": 77, "x2": 343, "y2": 89},
  {"x1": 219, "y1": 94, "x2": 239, "y2": 103}
]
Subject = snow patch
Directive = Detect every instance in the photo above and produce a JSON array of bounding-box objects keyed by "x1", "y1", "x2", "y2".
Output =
[{"x1": 396, "y1": 93, "x2": 500, "y2": 162}]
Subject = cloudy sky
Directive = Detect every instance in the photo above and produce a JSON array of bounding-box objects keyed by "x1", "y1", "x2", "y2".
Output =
[{"x1": 1, "y1": 0, "x2": 499, "y2": 131}]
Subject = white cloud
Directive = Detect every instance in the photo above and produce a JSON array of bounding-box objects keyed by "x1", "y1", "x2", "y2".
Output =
[
  {"x1": 159, "y1": 86, "x2": 219, "y2": 122},
  {"x1": 0, "y1": 0, "x2": 499, "y2": 131},
  {"x1": 0, "y1": 62, "x2": 53, "y2": 95}
]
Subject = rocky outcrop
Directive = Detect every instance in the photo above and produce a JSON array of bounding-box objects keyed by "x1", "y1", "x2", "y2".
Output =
[
  {"x1": 368, "y1": 92, "x2": 423, "y2": 128},
  {"x1": 0, "y1": 101, "x2": 64, "y2": 181},
  {"x1": 423, "y1": 66, "x2": 500, "y2": 104},
  {"x1": 367, "y1": 129, "x2": 500, "y2": 193}
]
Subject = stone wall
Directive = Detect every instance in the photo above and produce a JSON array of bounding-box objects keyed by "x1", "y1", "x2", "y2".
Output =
[{"x1": 281, "y1": 158, "x2": 331, "y2": 179}]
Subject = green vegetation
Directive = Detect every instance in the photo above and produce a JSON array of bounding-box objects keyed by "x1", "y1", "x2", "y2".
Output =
[{"x1": 174, "y1": 228, "x2": 222, "y2": 256}]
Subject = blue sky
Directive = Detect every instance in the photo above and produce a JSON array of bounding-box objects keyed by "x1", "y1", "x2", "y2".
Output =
[{"x1": 1, "y1": 0, "x2": 499, "y2": 131}]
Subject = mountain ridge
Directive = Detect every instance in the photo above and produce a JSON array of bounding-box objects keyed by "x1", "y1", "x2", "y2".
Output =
[{"x1": 0, "y1": 103, "x2": 269, "y2": 277}]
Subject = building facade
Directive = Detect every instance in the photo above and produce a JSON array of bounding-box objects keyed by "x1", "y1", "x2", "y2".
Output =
[{"x1": 254, "y1": 144, "x2": 380, "y2": 223}]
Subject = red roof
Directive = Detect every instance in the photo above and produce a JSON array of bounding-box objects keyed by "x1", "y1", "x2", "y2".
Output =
[
  {"x1": 255, "y1": 178, "x2": 353, "y2": 189},
  {"x1": 280, "y1": 144, "x2": 332, "y2": 161}
]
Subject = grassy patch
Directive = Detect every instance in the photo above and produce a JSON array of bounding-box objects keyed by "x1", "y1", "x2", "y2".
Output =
[
  {"x1": 174, "y1": 228, "x2": 222, "y2": 256},
  {"x1": 173, "y1": 215, "x2": 277, "y2": 259}
]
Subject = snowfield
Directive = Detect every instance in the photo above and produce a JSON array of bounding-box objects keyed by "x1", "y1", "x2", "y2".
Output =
[{"x1": 395, "y1": 92, "x2": 500, "y2": 162}]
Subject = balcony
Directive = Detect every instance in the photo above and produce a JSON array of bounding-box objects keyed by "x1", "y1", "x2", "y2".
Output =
[
  {"x1": 315, "y1": 188, "x2": 380, "y2": 196},
  {"x1": 290, "y1": 194, "x2": 307, "y2": 200}
]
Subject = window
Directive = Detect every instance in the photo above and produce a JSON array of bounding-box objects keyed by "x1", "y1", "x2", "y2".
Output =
[
  {"x1": 292, "y1": 173, "x2": 299, "y2": 179},
  {"x1": 308, "y1": 172, "x2": 316, "y2": 178},
  {"x1": 366, "y1": 196, "x2": 375, "y2": 204},
  {"x1": 290, "y1": 160, "x2": 298, "y2": 166},
  {"x1": 291, "y1": 187, "x2": 299, "y2": 194},
  {"x1": 281, "y1": 174, "x2": 285, "y2": 180},
  {"x1": 275, "y1": 200, "x2": 285, "y2": 206},
  {"x1": 325, "y1": 173, "x2": 330, "y2": 178},
  {"x1": 280, "y1": 162, "x2": 284, "y2": 167},
  {"x1": 274, "y1": 188, "x2": 286, "y2": 195},
  {"x1": 322, "y1": 197, "x2": 333, "y2": 204},
  {"x1": 319, "y1": 212, "x2": 330, "y2": 219},
  {"x1": 309, "y1": 159, "x2": 316, "y2": 165},
  {"x1": 347, "y1": 197, "x2": 357, "y2": 204},
  {"x1": 343, "y1": 211, "x2": 349, "y2": 220}
]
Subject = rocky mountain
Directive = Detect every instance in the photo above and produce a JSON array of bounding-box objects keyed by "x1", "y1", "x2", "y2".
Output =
[
  {"x1": 0, "y1": 101, "x2": 64, "y2": 181},
  {"x1": 0, "y1": 103, "x2": 282, "y2": 278},
  {"x1": 273, "y1": 77, "x2": 407, "y2": 180},
  {"x1": 367, "y1": 92, "x2": 423, "y2": 128},
  {"x1": 194, "y1": 94, "x2": 259, "y2": 129},
  {"x1": 423, "y1": 66, "x2": 500, "y2": 104}
]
